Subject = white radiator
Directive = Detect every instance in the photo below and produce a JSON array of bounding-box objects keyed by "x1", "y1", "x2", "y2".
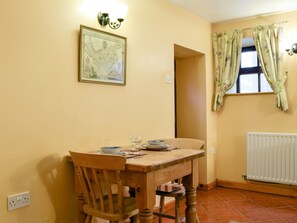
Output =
[{"x1": 247, "y1": 132, "x2": 297, "y2": 185}]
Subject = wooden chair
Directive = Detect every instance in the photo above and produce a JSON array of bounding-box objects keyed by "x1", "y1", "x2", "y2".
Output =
[
  {"x1": 153, "y1": 138, "x2": 204, "y2": 223},
  {"x1": 154, "y1": 180, "x2": 185, "y2": 223},
  {"x1": 69, "y1": 151, "x2": 139, "y2": 223}
]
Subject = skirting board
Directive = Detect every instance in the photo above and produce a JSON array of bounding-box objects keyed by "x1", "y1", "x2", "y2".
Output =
[
  {"x1": 217, "y1": 179, "x2": 297, "y2": 198},
  {"x1": 198, "y1": 180, "x2": 217, "y2": 191}
]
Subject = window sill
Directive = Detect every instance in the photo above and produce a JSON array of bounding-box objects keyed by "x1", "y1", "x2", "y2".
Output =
[{"x1": 226, "y1": 92, "x2": 274, "y2": 96}]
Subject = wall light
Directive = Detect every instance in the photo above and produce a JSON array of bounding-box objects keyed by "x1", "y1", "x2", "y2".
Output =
[
  {"x1": 97, "y1": 2, "x2": 128, "y2": 29},
  {"x1": 286, "y1": 43, "x2": 297, "y2": 56}
]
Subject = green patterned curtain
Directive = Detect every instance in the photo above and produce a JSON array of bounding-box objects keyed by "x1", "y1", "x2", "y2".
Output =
[
  {"x1": 213, "y1": 30, "x2": 243, "y2": 111},
  {"x1": 253, "y1": 25, "x2": 288, "y2": 111}
]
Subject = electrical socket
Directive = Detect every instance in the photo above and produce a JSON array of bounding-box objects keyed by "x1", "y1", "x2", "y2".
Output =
[{"x1": 7, "y1": 191, "x2": 30, "y2": 211}]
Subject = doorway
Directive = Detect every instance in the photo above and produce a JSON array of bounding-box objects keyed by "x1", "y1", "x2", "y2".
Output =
[{"x1": 174, "y1": 44, "x2": 206, "y2": 141}]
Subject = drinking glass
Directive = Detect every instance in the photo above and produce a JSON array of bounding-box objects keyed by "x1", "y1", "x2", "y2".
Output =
[{"x1": 129, "y1": 134, "x2": 142, "y2": 152}]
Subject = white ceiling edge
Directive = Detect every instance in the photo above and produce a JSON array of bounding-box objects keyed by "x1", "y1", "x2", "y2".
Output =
[{"x1": 167, "y1": 0, "x2": 297, "y2": 23}]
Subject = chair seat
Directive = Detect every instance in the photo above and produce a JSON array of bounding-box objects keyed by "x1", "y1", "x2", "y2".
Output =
[
  {"x1": 83, "y1": 195, "x2": 139, "y2": 221},
  {"x1": 156, "y1": 183, "x2": 185, "y2": 198}
]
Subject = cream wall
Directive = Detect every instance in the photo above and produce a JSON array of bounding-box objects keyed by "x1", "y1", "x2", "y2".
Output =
[
  {"x1": 0, "y1": 0, "x2": 213, "y2": 222},
  {"x1": 212, "y1": 10, "x2": 297, "y2": 183}
]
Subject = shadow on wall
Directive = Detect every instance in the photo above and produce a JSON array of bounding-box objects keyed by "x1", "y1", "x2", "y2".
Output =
[{"x1": 37, "y1": 155, "x2": 77, "y2": 223}]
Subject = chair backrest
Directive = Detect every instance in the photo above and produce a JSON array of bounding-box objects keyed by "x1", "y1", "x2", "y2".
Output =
[
  {"x1": 163, "y1": 138, "x2": 204, "y2": 150},
  {"x1": 69, "y1": 151, "x2": 127, "y2": 217},
  {"x1": 163, "y1": 138, "x2": 204, "y2": 185}
]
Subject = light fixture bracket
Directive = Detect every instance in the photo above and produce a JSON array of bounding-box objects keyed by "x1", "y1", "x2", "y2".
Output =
[
  {"x1": 98, "y1": 12, "x2": 110, "y2": 26},
  {"x1": 286, "y1": 43, "x2": 297, "y2": 56}
]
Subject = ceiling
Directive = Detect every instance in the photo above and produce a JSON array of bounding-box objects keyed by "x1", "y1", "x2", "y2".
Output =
[{"x1": 167, "y1": 0, "x2": 297, "y2": 23}]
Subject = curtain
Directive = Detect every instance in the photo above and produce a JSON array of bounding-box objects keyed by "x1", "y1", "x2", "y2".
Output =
[
  {"x1": 213, "y1": 30, "x2": 243, "y2": 111},
  {"x1": 253, "y1": 25, "x2": 288, "y2": 111}
]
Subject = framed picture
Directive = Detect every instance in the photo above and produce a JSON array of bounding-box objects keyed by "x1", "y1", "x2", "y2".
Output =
[{"x1": 79, "y1": 25, "x2": 127, "y2": 85}]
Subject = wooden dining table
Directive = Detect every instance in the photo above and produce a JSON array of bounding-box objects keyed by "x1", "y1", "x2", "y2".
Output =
[{"x1": 70, "y1": 139, "x2": 205, "y2": 223}]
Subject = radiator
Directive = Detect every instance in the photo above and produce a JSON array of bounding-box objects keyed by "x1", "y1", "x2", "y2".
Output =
[{"x1": 247, "y1": 132, "x2": 297, "y2": 185}]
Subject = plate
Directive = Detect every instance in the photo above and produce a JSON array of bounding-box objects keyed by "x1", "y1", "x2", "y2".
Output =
[
  {"x1": 143, "y1": 144, "x2": 169, "y2": 151},
  {"x1": 97, "y1": 151, "x2": 125, "y2": 156},
  {"x1": 147, "y1": 139, "x2": 165, "y2": 145}
]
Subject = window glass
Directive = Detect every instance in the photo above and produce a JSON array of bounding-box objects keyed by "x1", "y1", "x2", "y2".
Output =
[
  {"x1": 260, "y1": 73, "x2": 273, "y2": 92},
  {"x1": 240, "y1": 73, "x2": 258, "y2": 93},
  {"x1": 241, "y1": 51, "x2": 258, "y2": 68}
]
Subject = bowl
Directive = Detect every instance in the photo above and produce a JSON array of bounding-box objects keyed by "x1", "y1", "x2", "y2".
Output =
[{"x1": 101, "y1": 146, "x2": 121, "y2": 154}]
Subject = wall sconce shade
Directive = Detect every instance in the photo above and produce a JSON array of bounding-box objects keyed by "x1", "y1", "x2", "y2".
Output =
[
  {"x1": 286, "y1": 43, "x2": 297, "y2": 56},
  {"x1": 97, "y1": 13, "x2": 124, "y2": 29}
]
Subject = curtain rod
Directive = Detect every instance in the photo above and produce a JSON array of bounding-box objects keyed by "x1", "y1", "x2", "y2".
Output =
[
  {"x1": 213, "y1": 19, "x2": 297, "y2": 34},
  {"x1": 241, "y1": 18, "x2": 297, "y2": 32},
  {"x1": 241, "y1": 21, "x2": 288, "y2": 32}
]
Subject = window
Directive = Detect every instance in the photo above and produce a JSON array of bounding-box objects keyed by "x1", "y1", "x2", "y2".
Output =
[{"x1": 227, "y1": 44, "x2": 273, "y2": 94}]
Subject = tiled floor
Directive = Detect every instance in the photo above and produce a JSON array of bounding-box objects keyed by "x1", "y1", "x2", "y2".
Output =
[{"x1": 153, "y1": 187, "x2": 297, "y2": 223}]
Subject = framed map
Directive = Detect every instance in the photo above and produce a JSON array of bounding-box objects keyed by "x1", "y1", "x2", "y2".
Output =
[{"x1": 79, "y1": 25, "x2": 127, "y2": 85}]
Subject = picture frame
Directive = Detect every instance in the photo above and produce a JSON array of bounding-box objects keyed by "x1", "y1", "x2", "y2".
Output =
[{"x1": 79, "y1": 25, "x2": 127, "y2": 85}]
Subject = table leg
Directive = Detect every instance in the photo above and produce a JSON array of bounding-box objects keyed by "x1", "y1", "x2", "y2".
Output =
[
  {"x1": 183, "y1": 158, "x2": 199, "y2": 223},
  {"x1": 185, "y1": 188, "x2": 197, "y2": 223},
  {"x1": 134, "y1": 172, "x2": 155, "y2": 223},
  {"x1": 139, "y1": 208, "x2": 154, "y2": 223}
]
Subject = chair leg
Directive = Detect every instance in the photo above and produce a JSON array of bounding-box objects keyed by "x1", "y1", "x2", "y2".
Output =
[
  {"x1": 196, "y1": 214, "x2": 200, "y2": 223},
  {"x1": 85, "y1": 215, "x2": 92, "y2": 223},
  {"x1": 158, "y1": 195, "x2": 165, "y2": 223},
  {"x1": 131, "y1": 214, "x2": 139, "y2": 223},
  {"x1": 175, "y1": 198, "x2": 181, "y2": 223}
]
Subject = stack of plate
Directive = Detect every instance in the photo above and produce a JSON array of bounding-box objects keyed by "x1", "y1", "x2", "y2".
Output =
[{"x1": 144, "y1": 140, "x2": 169, "y2": 151}]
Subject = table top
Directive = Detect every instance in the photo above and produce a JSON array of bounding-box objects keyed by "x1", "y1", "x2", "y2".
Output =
[
  {"x1": 68, "y1": 138, "x2": 205, "y2": 173},
  {"x1": 124, "y1": 148, "x2": 204, "y2": 172}
]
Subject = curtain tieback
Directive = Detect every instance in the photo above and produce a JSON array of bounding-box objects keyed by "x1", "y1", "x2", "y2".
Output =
[{"x1": 216, "y1": 82, "x2": 227, "y2": 98}]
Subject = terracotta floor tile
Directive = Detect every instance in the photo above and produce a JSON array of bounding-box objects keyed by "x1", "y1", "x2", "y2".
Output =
[
  {"x1": 197, "y1": 195, "x2": 223, "y2": 204},
  {"x1": 209, "y1": 210, "x2": 250, "y2": 222},
  {"x1": 251, "y1": 198, "x2": 288, "y2": 208},
  {"x1": 272, "y1": 207, "x2": 297, "y2": 220},
  {"x1": 273, "y1": 195, "x2": 297, "y2": 207},
  {"x1": 252, "y1": 219, "x2": 285, "y2": 223},
  {"x1": 198, "y1": 214, "x2": 218, "y2": 223},
  {"x1": 240, "y1": 208, "x2": 280, "y2": 221},
  {"x1": 201, "y1": 202, "x2": 233, "y2": 214},
  {"x1": 216, "y1": 193, "x2": 248, "y2": 202},
  {"x1": 212, "y1": 187, "x2": 239, "y2": 194},
  {"x1": 153, "y1": 187, "x2": 297, "y2": 223},
  {"x1": 226, "y1": 200, "x2": 261, "y2": 211},
  {"x1": 197, "y1": 192, "x2": 222, "y2": 203},
  {"x1": 196, "y1": 204, "x2": 209, "y2": 215},
  {"x1": 239, "y1": 191, "x2": 275, "y2": 200}
]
